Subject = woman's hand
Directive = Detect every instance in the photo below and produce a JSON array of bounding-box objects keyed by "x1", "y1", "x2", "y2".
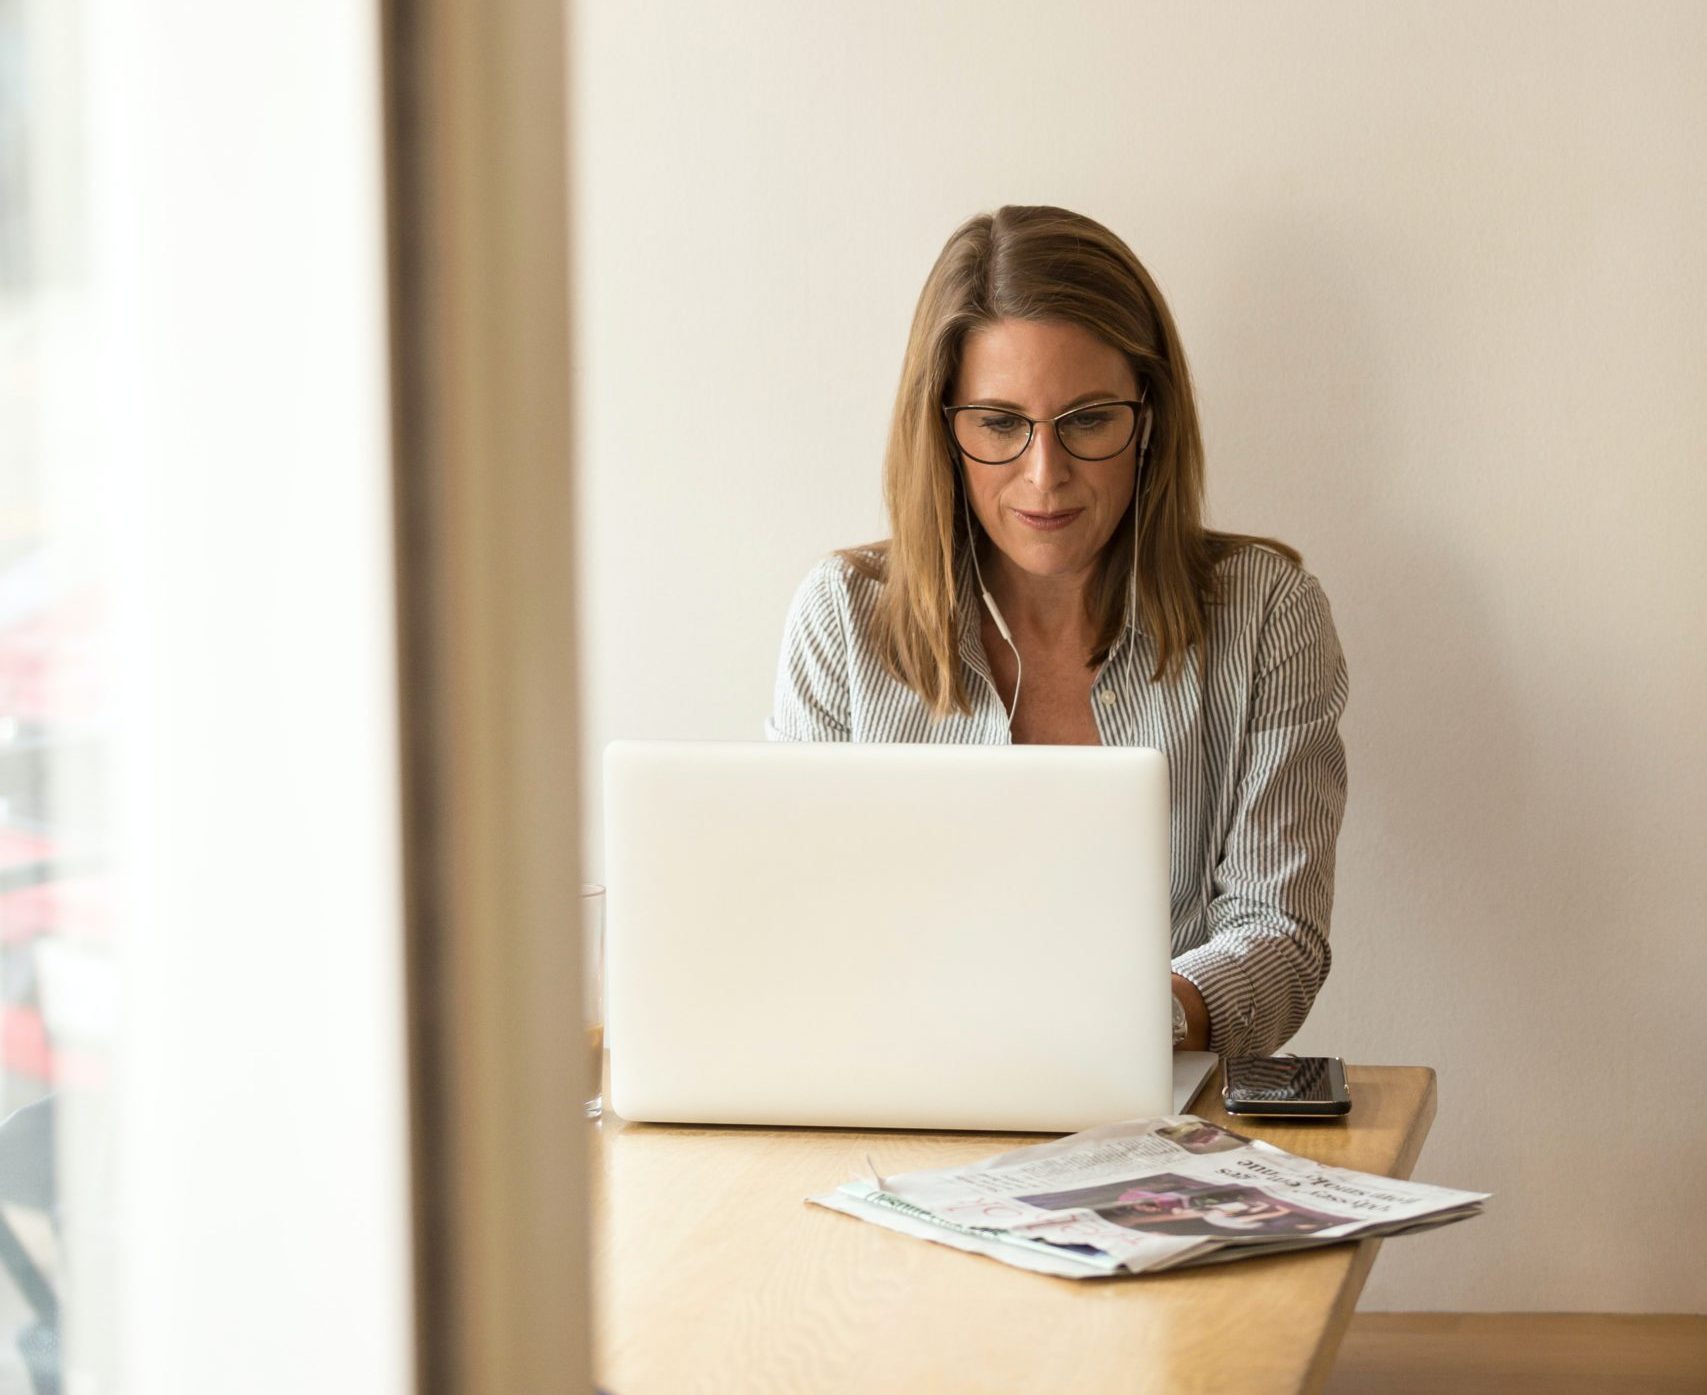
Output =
[{"x1": 1171, "y1": 973, "x2": 1210, "y2": 1052}]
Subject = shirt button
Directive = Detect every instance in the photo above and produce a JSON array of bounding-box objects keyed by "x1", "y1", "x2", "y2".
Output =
[{"x1": 1097, "y1": 690, "x2": 1117, "y2": 708}]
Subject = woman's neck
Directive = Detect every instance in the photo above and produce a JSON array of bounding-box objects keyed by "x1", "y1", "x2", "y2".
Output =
[{"x1": 978, "y1": 542, "x2": 1100, "y2": 652}]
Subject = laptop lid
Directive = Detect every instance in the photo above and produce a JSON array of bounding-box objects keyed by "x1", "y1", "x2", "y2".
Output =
[{"x1": 603, "y1": 740, "x2": 1178, "y2": 1132}]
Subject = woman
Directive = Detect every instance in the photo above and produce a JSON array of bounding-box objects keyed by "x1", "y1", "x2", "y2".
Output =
[{"x1": 765, "y1": 205, "x2": 1348, "y2": 1058}]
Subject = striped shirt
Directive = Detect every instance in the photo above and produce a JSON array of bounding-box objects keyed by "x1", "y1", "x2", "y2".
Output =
[{"x1": 764, "y1": 542, "x2": 1349, "y2": 1058}]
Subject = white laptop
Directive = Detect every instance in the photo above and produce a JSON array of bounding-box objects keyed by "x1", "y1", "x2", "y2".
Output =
[{"x1": 602, "y1": 740, "x2": 1217, "y2": 1132}]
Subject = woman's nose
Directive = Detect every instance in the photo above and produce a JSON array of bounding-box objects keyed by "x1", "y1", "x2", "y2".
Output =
[{"x1": 1022, "y1": 425, "x2": 1074, "y2": 491}]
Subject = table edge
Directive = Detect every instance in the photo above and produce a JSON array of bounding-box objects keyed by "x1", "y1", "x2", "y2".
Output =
[{"x1": 1298, "y1": 1065, "x2": 1439, "y2": 1395}]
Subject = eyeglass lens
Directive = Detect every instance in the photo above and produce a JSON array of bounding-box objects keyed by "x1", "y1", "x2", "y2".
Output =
[{"x1": 952, "y1": 402, "x2": 1137, "y2": 464}]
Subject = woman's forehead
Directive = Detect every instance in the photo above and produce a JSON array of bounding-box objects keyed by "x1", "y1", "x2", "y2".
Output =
[{"x1": 954, "y1": 317, "x2": 1135, "y2": 404}]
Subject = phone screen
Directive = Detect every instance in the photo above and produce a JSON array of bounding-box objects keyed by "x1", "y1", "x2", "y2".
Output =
[{"x1": 1224, "y1": 1055, "x2": 1348, "y2": 1107}]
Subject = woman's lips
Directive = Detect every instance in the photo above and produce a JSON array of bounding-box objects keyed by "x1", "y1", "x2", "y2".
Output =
[{"x1": 1012, "y1": 508, "x2": 1084, "y2": 532}]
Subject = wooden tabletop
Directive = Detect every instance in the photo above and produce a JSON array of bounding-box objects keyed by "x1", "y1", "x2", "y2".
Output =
[{"x1": 590, "y1": 1064, "x2": 1437, "y2": 1395}]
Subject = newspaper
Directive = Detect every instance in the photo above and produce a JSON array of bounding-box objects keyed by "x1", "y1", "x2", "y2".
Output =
[{"x1": 809, "y1": 1116, "x2": 1488, "y2": 1279}]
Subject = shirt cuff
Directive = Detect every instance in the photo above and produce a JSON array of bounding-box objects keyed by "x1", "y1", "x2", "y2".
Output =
[{"x1": 1172, "y1": 943, "x2": 1260, "y2": 1057}]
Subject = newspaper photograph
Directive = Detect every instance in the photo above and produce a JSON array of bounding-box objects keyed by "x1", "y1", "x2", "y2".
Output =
[{"x1": 809, "y1": 1116, "x2": 1488, "y2": 1279}]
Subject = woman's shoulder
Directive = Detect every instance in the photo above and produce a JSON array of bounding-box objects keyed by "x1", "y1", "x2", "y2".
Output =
[
  {"x1": 1206, "y1": 538, "x2": 1343, "y2": 681},
  {"x1": 791, "y1": 542, "x2": 888, "y2": 606},
  {"x1": 831, "y1": 541, "x2": 889, "y2": 583},
  {"x1": 1209, "y1": 538, "x2": 1331, "y2": 615},
  {"x1": 781, "y1": 542, "x2": 888, "y2": 639},
  {"x1": 1205, "y1": 539, "x2": 1342, "y2": 661}
]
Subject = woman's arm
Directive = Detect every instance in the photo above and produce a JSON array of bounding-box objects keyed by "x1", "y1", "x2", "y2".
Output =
[
  {"x1": 764, "y1": 557, "x2": 854, "y2": 742},
  {"x1": 1172, "y1": 572, "x2": 1349, "y2": 1057},
  {"x1": 1171, "y1": 973, "x2": 1211, "y2": 1052}
]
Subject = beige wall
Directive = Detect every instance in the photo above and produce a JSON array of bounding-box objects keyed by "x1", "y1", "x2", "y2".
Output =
[{"x1": 571, "y1": 1, "x2": 1707, "y2": 1312}]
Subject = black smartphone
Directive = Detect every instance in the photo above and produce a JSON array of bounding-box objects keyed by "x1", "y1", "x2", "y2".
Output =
[{"x1": 1221, "y1": 1055, "x2": 1351, "y2": 1117}]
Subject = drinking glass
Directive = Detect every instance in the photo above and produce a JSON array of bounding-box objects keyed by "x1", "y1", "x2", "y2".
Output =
[{"x1": 582, "y1": 883, "x2": 605, "y2": 1118}]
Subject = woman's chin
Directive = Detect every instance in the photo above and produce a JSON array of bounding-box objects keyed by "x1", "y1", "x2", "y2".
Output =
[{"x1": 996, "y1": 533, "x2": 1102, "y2": 579}]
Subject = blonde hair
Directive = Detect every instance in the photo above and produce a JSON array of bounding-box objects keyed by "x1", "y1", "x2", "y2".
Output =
[{"x1": 841, "y1": 204, "x2": 1299, "y2": 718}]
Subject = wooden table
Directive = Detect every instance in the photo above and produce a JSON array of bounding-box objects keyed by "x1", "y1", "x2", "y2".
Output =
[{"x1": 591, "y1": 1064, "x2": 1437, "y2": 1395}]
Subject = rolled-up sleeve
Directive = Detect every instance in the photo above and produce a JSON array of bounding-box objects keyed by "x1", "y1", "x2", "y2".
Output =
[
  {"x1": 1173, "y1": 573, "x2": 1349, "y2": 1057},
  {"x1": 764, "y1": 559, "x2": 854, "y2": 742}
]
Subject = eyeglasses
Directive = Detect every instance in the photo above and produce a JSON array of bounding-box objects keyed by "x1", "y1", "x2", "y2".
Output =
[{"x1": 942, "y1": 398, "x2": 1147, "y2": 465}]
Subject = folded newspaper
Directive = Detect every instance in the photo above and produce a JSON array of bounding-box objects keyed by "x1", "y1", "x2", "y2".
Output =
[{"x1": 808, "y1": 1116, "x2": 1488, "y2": 1279}]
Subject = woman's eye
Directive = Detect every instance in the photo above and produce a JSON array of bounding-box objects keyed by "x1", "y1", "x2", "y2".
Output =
[
  {"x1": 1066, "y1": 410, "x2": 1113, "y2": 429},
  {"x1": 976, "y1": 413, "x2": 1023, "y2": 433}
]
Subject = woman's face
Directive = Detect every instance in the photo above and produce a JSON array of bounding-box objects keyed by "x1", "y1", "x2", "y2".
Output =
[{"x1": 950, "y1": 317, "x2": 1141, "y2": 586}]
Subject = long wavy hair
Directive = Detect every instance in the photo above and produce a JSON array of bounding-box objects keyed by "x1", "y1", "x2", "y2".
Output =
[{"x1": 841, "y1": 204, "x2": 1299, "y2": 718}]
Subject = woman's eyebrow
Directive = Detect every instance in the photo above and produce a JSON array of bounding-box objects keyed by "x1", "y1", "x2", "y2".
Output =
[{"x1": 961, "y1": 390, "x2": 1127, "y2": 411}]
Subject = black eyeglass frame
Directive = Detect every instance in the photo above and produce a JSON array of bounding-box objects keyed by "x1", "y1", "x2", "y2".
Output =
[{"x1": 940, "y1": 396, "x2": 1150, "y2": 465}]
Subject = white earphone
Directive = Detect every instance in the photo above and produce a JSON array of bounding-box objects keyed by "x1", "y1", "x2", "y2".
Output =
[{"x1": 962, "y1": 484, "x2": 1022, "y2": 725}]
